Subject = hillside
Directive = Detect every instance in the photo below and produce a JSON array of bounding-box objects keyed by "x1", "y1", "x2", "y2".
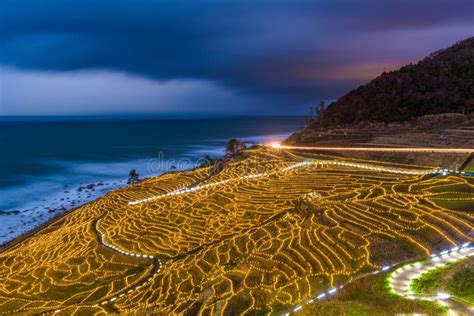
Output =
[
  {"x1": 0, "y1": 147, "x2": 472, "y2": 314},
  {"x1": 287, "y1": 112, "x2": 474, "y2": 150},
  {"x1": 314, "y1": 37, "x2": 474, "y2": 127}
]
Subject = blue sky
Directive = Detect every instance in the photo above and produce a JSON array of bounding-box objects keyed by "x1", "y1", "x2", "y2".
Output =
[{"x1": 0, "y1": 0, "x2": 473, "y2": 115}]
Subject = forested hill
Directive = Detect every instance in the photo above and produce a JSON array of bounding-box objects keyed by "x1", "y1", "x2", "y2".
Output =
[{"x1": 314, "y1": 37, "x2": 474, "y2": 127}]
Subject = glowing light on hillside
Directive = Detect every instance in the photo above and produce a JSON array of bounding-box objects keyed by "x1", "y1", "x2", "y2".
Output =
[{"x1": 265, "y1": 143, "x2": 474, "y2": 154}]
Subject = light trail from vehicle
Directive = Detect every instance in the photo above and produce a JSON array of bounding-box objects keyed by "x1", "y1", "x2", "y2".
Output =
[{"x1": 268, "y1": 142, "x2": 474, "y2": 154}]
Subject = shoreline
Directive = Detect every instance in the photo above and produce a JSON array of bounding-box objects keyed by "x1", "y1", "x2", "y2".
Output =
[
  {"x1": 0, "y1": 199, "x2": 93, "y2": 253},
  {"x1": 0, "y1": 132, "x2": 293, "y2": 247},
  {"x1": 0, "y1": 169, "x2": 170, "y2": 252},
  {"x1": 0, "y1": 164, "x2": 209, "y2": 252},
  {"x1": 0, "y1": 179, "x2": 127, "y2": 245}
]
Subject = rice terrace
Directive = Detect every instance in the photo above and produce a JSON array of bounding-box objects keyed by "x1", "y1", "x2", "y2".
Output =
[{"x1": 0, "y1": 146, "x2": 472, "y2": 315}]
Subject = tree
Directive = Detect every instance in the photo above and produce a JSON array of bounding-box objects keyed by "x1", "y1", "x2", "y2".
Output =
[
  {"x1": 199, "y1": 154, "x2": 214, "y2": 167},
  {"x1": 225, "y1": 138, "x2": 246, "y2": 156},
  {"x1": 315, "y1": 100, "x2": 325, "y2": 119},
  {"x1": 462, "y1": 98, "x2": 474, "y2": 114},
  {"x1": 128, "y1": 169, "x2": 139, "y2": 184},
  {"x1": 307, "y1": 38, "x2": 474, "y2": 126}
]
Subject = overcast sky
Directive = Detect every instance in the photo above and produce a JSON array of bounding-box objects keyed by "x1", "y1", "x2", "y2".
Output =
[{"x1": 0, "y1": 0, "x2": 472, "y2": 115}]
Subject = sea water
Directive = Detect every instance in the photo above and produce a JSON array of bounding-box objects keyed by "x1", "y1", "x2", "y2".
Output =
[{"x1": 0, "y1": 115, "x2": 301, "y2": 244}]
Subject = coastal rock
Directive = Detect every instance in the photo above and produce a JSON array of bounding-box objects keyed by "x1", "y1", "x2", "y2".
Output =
[{"x1": 0, "y1": 210, "x2": 20, "y2": 216}]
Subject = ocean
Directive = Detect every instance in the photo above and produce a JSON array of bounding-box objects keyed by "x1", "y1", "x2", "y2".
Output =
[{"x1": 0, "y1": 115, "x2": 302, "y2": 244}]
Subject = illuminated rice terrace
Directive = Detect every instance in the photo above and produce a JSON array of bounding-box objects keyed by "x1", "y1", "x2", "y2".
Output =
[{"x1": 0, "y1": 147, "x2": 472, "y2": 315}]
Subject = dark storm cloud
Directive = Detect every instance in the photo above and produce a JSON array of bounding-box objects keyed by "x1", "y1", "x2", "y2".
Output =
[{"x1": 1, "y1": 0, "x2": 473, "y2": 103}]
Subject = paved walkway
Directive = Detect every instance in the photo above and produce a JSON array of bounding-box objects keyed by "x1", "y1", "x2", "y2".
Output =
[
  {"x1": 43, "y1": 216, "x2": 164, "y2": 314},
  {"x1": 128, "y1": 159, "x2": 440, "y2": 206},
  {"x1": 92, "y1": 216, "x2": 163, "y2": 307},
  {"x1": 389, "y1": 245, "x2": 473, "y2": 315},
  {"x1": 286, "y1": 244, "x2": 472, "y2": 316}
]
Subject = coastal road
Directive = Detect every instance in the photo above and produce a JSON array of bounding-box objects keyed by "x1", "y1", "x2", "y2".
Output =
[
  {"x1": 389, "y1": 246, "x2": 473, "y2": 315},
  {"x1": 268, "y1": 143, "x2": 474, "y2": 154}
]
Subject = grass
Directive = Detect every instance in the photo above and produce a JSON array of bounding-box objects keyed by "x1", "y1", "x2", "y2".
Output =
[
  {"x1": 426, "y1": 183, "x2": 473, "y2": 193},
  {"x1": 463, "y1": 160, "x2": 474, "y2": 172},
  {"x1": 411, "y1": 263, "x2": 454, "y2": 294},
  {"x1": 428, "y1": 199, "x2": 474, "y2": 212},
  {"x1": 447, "y1": 266, "x2": 474, "y2": 304},
  {"x1": 411, "y1": 257, "x2": 474, "y2": 305},
  {"x1": 299, "y1": 272, "x2": 447, "y2": 315}
]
